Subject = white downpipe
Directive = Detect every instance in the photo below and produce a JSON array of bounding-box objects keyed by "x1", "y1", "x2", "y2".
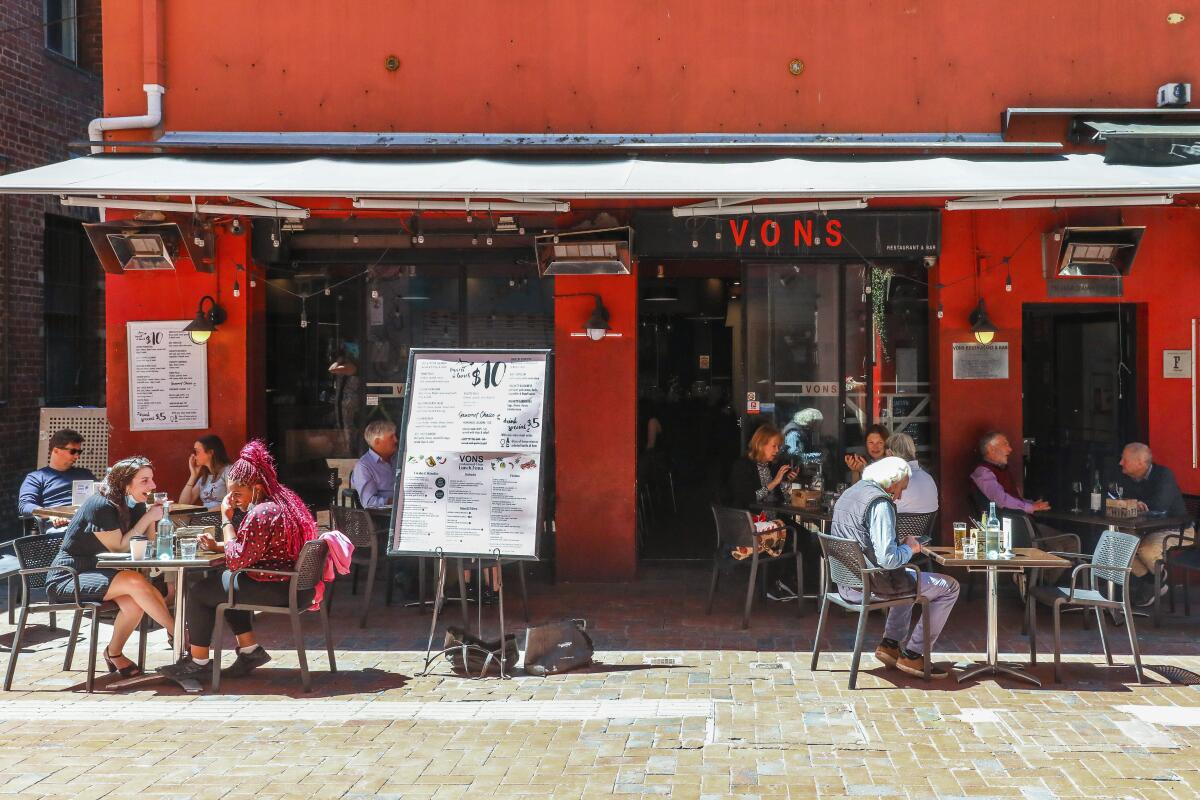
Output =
[{"x1": 88, "y1": 84, "x2": 166, "y2": 154}]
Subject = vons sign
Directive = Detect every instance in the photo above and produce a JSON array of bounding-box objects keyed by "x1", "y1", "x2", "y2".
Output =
[{"x1": 633, "y1": 210, "x2": 940, "y2": 259}]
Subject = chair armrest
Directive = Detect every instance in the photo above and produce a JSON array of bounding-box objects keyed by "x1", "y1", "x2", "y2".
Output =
[
  {"x1": 1162, "y1": 531, "x2": 1195, "y2": 551},
  {"x1": 224, "y1": 567, "x2": 298, "y2": 605},
  {"x1": 1049, "y1": 551, "x2": 1091, "y2": 563},
  {"x1": 20, "y1": 565, "x2": 83, "y2": 606},
  {"x1": 1066, "y1": 562, "x2": 1133, "y2": 602}
]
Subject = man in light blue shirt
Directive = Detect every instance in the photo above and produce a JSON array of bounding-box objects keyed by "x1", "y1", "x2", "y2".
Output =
[
  {"x1": 829, "y1": 456, "x2": 959, "y2": 680},
  {"x1": 350, "y1": 420, "x2": 399, "y2": 508}
]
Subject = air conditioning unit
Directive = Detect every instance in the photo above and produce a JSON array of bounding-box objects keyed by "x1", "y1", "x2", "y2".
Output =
[
  {"x1": 534, "y1": 227, "x2": 633, "y2": 276},
  {"x1": 83, "y1": 219, "x2": 215, "y2": 274}
]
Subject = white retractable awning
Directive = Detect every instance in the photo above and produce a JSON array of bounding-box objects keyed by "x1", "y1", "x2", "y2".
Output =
[{"x1": 1, "y1": 153, "x2": 1199, "y2": 201}]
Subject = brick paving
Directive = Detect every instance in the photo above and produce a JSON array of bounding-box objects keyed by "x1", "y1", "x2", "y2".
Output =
[{"x1": 0, "y1": 562, "x2": 1198, "y2": 798}]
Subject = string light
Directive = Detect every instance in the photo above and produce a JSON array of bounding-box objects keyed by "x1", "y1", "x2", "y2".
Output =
[
  {"x1": 353, "y1": 234, "x2": 359, "y2": 245},
  {"x1": 714, "y1": 230, "x2": 722, "y2": 241},
  {"x1": 232, "y1": 280, "x2": 241, "y2": 298},
  {"x1": 299, "y1": 302, "x2": 308, "y2": 329},
  {"x1": 486, "y1": 236, "x2": 493, "y2": 246},
  {"x1": 937, "y1": 302, "x2": 944, "y2": 319}
]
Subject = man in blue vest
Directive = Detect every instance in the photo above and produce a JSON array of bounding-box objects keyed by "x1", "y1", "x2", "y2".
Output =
[{"x1": 830, "y1": 456, "x2": 960, "y2": 679}]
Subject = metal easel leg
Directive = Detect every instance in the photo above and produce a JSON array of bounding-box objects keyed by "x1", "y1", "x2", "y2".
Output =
[
  {"x1": 494, "y1": 552, "x2": 507, "y2": 679},
  {"x1": 420, "y1": 555, "x2": 448, "y2": 676}
]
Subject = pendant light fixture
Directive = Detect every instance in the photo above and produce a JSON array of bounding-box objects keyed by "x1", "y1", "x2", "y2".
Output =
[
  {"x1": 969, "y1": 298, "x2": 997, "y2": 344},
  {"x1": 643, "y1": 264, "x2": 678, "y2": 302}
]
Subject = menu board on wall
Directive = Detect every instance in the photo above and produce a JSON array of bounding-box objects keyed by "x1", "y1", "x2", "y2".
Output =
[
  {"x1": 388, "y1": 349, "x2": 551, "y2": 560},
  {"x1": 126, "y1": 320, "x2": 209, "y2": 431}
]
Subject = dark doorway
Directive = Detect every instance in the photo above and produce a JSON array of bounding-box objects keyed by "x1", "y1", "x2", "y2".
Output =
[
  {"x1": 1022, "y1": 303, "x2": 1140, "y2": 510},
  {"x1": 637, "y1": 265, "x2": 740, "y2": 560}
]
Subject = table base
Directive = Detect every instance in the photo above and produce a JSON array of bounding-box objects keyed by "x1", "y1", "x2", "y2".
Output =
[{"x1": 957, "y1": 660, "x2": 1041, "y2": 687}]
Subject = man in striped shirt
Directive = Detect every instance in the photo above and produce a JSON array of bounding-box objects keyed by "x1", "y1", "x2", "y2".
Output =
[{"x1": 17, "y1": 429, "x2": 96, "y2": 520}]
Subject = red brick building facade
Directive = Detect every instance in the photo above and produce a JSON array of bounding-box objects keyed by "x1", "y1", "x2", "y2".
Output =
[{"x1": 0, "y1": 0, "x2": 104, "y2": 532}]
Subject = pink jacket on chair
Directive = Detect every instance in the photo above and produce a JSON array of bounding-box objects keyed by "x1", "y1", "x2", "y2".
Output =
[{"x1": 310, "y1": 530, "x2": 354, "y2": 610}]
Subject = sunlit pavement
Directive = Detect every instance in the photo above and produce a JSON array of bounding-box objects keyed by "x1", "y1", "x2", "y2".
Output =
[{"x1": 0, "y1": 562, "x2": 1197, "y2": 799}]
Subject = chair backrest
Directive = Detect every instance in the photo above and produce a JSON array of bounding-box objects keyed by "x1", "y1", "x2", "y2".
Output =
[
  {"x1": 816, "y1": 532, "x2": 866, "y2": 591},
  {"x1": 710, "y1": 505, "x2": 756, "y2": 549},
  {"x1": 188, "y1": 511, "x2": 222, "y2": 527},
  {"x1": 1091, "y1": 528, "x2": 1139, "y2": 587},
  {"x1": 968, "y1": 482, "x2": 988, "y2": 518},
  {"x1": 1184, "y1": 493, "x2": 1200, "y2": 527},
  {"x1": 996, "y1": 510, "x2": 1037, "y2": 549},
  {"x1": 294, "y1": 538, "x2": 329, "y2": 593},
  {"x1": 330, "y1": 506, "x2": 377, "y2": 550},
  {"x1": 895, "y1": 511, "x2": 936, "y2": 541},
  {"x1": 13, "y1": 534, "x2": 64, "y2": 590}
]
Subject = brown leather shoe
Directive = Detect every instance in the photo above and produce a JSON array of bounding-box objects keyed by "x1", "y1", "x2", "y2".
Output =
[
  {"x1": 874, "y1": 643, "x2": 901, "y2": 668},
  {"x1": 896, "y1": 655, "x2": 951, "y2": 679}
]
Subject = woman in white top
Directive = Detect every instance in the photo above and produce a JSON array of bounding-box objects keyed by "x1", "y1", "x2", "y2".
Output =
[
  {"x1": 180, "y1": 434, "x2": 232, "y2": 510},
  {"x1": 886, "y1": 432, "x2": 939, "y2": 514}
]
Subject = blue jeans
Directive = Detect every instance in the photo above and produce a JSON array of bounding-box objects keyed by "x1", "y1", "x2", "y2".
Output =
[{"x1": 839, "y1": 572, "x2": 960, "y2": 655}]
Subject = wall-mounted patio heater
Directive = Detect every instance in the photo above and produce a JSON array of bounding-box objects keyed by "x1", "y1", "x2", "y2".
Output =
[
  {"x1": 534, "y1": 227, "x2": 633, "y2": 276},
  {"x1": 1042, "y1": 225, "x2": 1145, "y2": 297}
]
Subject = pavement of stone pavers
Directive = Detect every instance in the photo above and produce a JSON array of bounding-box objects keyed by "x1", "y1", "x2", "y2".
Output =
[{"x1": 0, "y1": 562, "x2": 1196, "y2": 799}]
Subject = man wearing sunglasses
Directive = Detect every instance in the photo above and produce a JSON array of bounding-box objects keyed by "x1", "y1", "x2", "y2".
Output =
[{"x1": 18, "y1": 429, "x2": 97, "y2": 523}]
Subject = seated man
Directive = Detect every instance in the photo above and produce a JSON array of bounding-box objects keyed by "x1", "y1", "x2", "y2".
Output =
[
  {"x1": 1118, "y1": 442, "x2": 1193, "y2": 606},
  {"x1": 17, "y1": 428, "x2": 96, "y2": 525},
  {"x1": 350, "y1": 420, "x2": 399, "y2": 508},
  {"x1": 970, "y1": 431, "x2": 1049, "y2": 514},
  {"x1": 829, "y1": 457, "x2": 960, "y2": 679}
]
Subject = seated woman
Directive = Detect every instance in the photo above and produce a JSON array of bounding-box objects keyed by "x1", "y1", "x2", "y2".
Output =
[
  {"x1": 161, "y1": 441, "x2": 318, "y2": 681},
  {"x1": 178, "y1": 434, "x2": 232, "y2": 511},
  {"x1": 727, "y1": 424, "x2": 796, "y2": 515},
  {"x1": 44, "y1": 457, "x2": 175, "y2": 677},
  {"x1": 844, "y1": 423, "x2": 889, "y2": 484}
]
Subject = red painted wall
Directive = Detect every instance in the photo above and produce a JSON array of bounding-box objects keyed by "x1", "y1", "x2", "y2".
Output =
[
  {"x1": 101, "y1": 1, "x2": 1200, "y2": 135},
  {"x1": 553, "y1": 271, "x2": 639, "y2": 580},
  {"x1": 933, "y1": 206, "x2": 1200, "y2": 539},
  {"x1": 105, "y1": 223, "x2": 263, "y2": 499}
]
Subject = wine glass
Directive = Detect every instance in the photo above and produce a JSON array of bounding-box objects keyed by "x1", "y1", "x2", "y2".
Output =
[{"x1": 1071, "y1": 481, "x2": 1083, "y2": 513}]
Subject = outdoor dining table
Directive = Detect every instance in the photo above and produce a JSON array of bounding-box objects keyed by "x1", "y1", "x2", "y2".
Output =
[
  {"x1": 927, "y1": 546, "x2": 1070, "y2": 687},
  {"x1": 1035, "y1": 509, "x2": 1192, "y2": 538},
  {"x1": 97, "y1": 548, "x2": 225, "y2": 691},
  {"x1": 749, "y1": 502, "x2": 833, "y2": 531},
  {"x1": 32, "y1": 503, "x2": 206, "y2": 523}
]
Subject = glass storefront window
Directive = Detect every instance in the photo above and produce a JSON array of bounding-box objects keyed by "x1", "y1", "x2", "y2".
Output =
[{"x1": 745, "y1": 261, "x2": 931, "y2": 486}]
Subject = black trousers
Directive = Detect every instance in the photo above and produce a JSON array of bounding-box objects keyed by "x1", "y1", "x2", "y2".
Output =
[{"x1": 186, "y1": 570, "x2": 313, "y2": 648}]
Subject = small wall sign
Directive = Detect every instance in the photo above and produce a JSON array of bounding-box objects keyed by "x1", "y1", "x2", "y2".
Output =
[
  {"x1": 1163, "y1": 349, "x2": 1192, "y2": 378},
  {"x1": 952, "y1": 342, "x2": 1009, "y2": 380}
]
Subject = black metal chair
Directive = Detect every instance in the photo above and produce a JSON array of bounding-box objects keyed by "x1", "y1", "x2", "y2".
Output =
[
  {"x1": 1155, "y1": 523, "x2": 1200, "y2": 625},
  {"x1": 331, "y1": 506, "x2": 384, "y2": 628},
  {"x1": 1026, "y1": 528, "x2": 1143, "y2": 684},
  {"x1": 810, "y1": 532, "x2": 930, "y2": 688},
  {"x1": 706, "y1": 505, "x2": 803, "y2": 629},
  {"x1": 187, "y1": 511, "x2": 223, "y2": 528},
  {"x1": 3, "y1": 533, "x2": 144, "y2": 693},
  {"x1": 211, "y1": 538, "x2": 336, "y2": 692},
  {"x1": 5, "y1": 517, "x2": 52, "y2": 624}
]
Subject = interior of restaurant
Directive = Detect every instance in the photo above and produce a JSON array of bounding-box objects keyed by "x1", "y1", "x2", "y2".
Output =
[{"x1": 636, "y1": 257, "x2": 933, "y2": 560}]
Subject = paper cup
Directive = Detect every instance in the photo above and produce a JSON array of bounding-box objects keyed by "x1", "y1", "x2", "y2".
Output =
[{"x1": 129, "y1": 537, "x2": 149, "y2": 560}]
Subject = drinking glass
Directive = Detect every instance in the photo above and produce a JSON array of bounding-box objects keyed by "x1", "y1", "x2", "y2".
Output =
[
  {"x1": 952, "y1": 522, "x2": 968, "y2": 555},
  {"x1": 151, "y1": 492, "x2": 168, "y2": 507},
  {"x1": 178, "y1": 539, "x2": 198, "y2": 560},
  {"x1": 1071, "y1": 481, "x2": 1083, "y2": 513}
]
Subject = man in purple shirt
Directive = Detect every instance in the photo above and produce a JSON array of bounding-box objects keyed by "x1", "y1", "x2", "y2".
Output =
[
  {"x1": 969, "y1": 432, "x2": 1050, "y2": 514},
  {"x1": 350, "y1": 420, "x2": 399, "y2": 508}
]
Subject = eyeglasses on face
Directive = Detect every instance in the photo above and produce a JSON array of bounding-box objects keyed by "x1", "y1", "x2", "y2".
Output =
[{"x1": 57, "y1": 447, "x2": 84, "y2": 456}]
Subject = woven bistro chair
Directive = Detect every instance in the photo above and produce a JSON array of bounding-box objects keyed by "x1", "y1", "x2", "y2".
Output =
[
  {"x1": 811, "y1": 532, "x2": 931, "y2": 688},
  {"x1": 331, "y1": 506, "x2": 387, "y2": 628},
  {"x1": 1026, "y1": 528, "x2": 1143, "y2": 684},
  {"x1": 3, "y1": 534, "x2": 145, "y2": 693},
  {"x1": 210, "y1": 538, "x2": 336, "y2": 692},
  {"x1": 187, "y1": 511, "x2": 223, "y2": 528},
  {"x1": 1154, "y1": 524, "x2": 1200, "y2": 625},
  {"x1": 895, "y1": 511, "x2": 936, "y2": 569},
  {"x1": 706, "y1": 505, "x2": 803, "y2": 629}
]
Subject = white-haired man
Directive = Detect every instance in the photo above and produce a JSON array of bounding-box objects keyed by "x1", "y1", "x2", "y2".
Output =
[
  {"x1": 1118, "y1": 442, "x2": 1192, "y2": 605},
  {"x1": 829, "y1": 456, "x2": 960, "y2": 679},
  {"x1": 351, "y1": 420, "x2": 399, "y2": 508}
]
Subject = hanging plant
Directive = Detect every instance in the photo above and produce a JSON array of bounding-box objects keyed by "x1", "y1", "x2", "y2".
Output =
[{"x1": 871, "y1": 267, "x2": 894, "y2": 361}]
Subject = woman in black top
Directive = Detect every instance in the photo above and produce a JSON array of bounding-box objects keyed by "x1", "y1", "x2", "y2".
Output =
[
  {"x1": 45, "y1": 456, "x2": 175, "y2": 677},
  {"x1": 727, "y1": 424, "x2": 796, "y2": 515}
]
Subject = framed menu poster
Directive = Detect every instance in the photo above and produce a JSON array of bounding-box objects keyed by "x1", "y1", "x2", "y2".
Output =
[
  {"x1": 126, "y1": 320, "x2": 209, "y2": 431},
  {"x1": 388, "y1": 349, "x2": 551, "y2": 560}
]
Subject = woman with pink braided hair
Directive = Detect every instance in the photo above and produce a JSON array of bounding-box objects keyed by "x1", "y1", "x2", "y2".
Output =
[{"x1": 161, "y1": 440, "x2": 318, "y2": 681}]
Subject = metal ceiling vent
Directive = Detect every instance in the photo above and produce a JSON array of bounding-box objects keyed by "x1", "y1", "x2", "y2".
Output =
[
  {"x1": 1049, "y1": 226, "x2": 1145, "y2": 278},
  {"x1": 83, "y1": 219, "x2": 215, "y2": 274},
  {"x1": 534, "y1": 227, "x2": 633, "y2": 276}
]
